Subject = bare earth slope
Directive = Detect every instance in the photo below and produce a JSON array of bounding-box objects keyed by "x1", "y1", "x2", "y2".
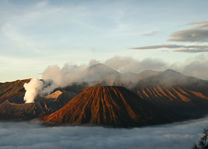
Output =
[
  {"x1": 133, "y1": 70, "x2": 208, "y2": 117},
  {"x1": 43, "y1": 86, "x2": 180, "y2": 127}
]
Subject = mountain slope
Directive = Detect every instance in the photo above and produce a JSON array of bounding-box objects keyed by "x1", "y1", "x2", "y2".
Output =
[
  {"x1": 133, "y1": 70, "x2": 208, "y2": 117},
  {"x1": 43, "y1": 86, "x2": 181, "y2": 127},
  {"x1": 0, "y1": 89, "x2": 74, "y2": 120},
  {"x1": 0, "y1": 79, "x2": 29, "y2": 104}
]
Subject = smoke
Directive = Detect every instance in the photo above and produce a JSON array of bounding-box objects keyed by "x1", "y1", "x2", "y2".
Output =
[
  {"x1": 23, "y1": 78, "x2": 43, "y2": 103},
  {"x1": 23, "y1": 64, "x2": 88, "y2": 103},
  {"x1": 23, "y1": 56, "x2": 208, "y2": 103}
]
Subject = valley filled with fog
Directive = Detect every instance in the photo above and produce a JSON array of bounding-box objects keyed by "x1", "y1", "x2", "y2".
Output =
[{"x1": 0, "y1": 117, "x2": 208, "y2": 149}]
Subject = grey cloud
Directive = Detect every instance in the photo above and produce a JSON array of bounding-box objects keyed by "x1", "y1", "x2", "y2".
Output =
[
  {"x1": 174, "y1": 49, "x2": 208, "y2": 53},
  {"x1": 130, "y1": 44, "x2": 208, "y2": 53},
  {"x1": 130, "y1": 44, "x2": 183, "y2": 49},
  {"x1": 168, "y1": 29, "x2": 208, "y2": 42},
  {"x1": 0, "y1": 117, "x2": 208, "y2": 149},
  {"x1": 168, "y1": 22, "x2": 208, "y2": 42},
  {"x1": 131, "y1": 21, "x2": 208, "y2": 53}
]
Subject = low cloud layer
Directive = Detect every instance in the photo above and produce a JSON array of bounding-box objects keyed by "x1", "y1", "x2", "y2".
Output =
[{"x1": 0, "y1": 116, "x2": 208, "y2": 149}]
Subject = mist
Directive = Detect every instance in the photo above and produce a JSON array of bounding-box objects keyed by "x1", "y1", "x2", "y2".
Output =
[{"x1": 1, "y1": 116, "x2": 208, "y2": 149}]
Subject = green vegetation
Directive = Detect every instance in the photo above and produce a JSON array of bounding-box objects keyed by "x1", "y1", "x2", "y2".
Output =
[{"x1": 193, "y1": 129, "x2": 208, "y2": 149}]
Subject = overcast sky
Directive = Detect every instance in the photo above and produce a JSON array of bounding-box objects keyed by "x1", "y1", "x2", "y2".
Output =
[{"x1": 1, "y1": 0, "x2": 208, "y2": 81}]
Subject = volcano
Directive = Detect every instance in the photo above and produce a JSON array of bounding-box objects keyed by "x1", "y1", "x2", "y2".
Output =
[
  {"x1": 43, "y1": 86, "x2": 180, "y2": 127},
  {"x1": 133, "y1": 70, "x2": 208, "y2": 117},
  {"x1": 0, "y1": 79, "x2": 29, "y2": 104}
]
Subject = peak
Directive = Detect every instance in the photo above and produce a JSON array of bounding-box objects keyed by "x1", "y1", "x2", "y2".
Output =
[
  {"x1": 163, "y1": 69, "x2": 180, "y2": 74},
  {"x1": 85, "y1": 86, "x2": 126, "y2": 91},
  {"x1": 160, "y1": 69, "x2": 183, "y2": 78},
  {"x1": 88, "y1": 63, "x2": 116, "y2": 71},
  {"x1": 89, "y1": 63, "x2": 107, "y2": 68},
  {"x1": 42, "y1": 85, "x2": 174, "y2": 127}
]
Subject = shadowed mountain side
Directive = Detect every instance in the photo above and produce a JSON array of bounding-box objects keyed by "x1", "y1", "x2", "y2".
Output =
[
  {"x1": 133, "y1": 70, "x2": 208, "y2": 117},
  {"x1": 0, "y1": 100, "x2": 36, "y2": 120},
  {"x1": 0, "y1": 79, "x2": 30, "y2": 104},
  {"x1": 0, "y1": 90, "x2": 74, "y2": 120},
  {"x1": 42, "y1": 86, "x2": 183, "y2": 127}
]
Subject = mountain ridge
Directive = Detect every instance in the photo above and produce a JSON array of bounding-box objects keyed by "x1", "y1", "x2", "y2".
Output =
[{"x1": 42, "y1": 86, "x2": 182, "y2": 127}]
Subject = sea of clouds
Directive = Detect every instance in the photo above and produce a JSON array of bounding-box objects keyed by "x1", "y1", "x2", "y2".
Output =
[{"x1": 0, "y1": 116, "x2": 208, "y2": 149}]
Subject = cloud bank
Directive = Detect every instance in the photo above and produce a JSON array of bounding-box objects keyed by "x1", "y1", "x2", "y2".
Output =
[{"x1": 0, "y1": 116, "x2": 208, "y2": 149}]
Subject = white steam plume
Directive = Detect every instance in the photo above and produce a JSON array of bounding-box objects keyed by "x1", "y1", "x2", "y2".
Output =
[
  {"x1": 23, "y1": 78, "x2": 43, "y2": 103},
  {"x1": 23, "y1": 64, "x2": 87, "y2": 103}
]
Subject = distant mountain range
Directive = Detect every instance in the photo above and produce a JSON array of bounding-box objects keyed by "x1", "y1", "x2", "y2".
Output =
[{"x1": 1, "y1": 64, "x2": 208, "y2": 127}]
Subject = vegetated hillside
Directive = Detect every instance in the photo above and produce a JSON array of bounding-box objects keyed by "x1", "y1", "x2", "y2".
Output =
[{"x1": 43, "y1": 86, "x2": 182, "y2": 127}]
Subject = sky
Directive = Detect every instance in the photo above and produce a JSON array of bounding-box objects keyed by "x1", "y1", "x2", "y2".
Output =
[{"x1": 0, "y1": 0, "x2": 208, "y2": 82}]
